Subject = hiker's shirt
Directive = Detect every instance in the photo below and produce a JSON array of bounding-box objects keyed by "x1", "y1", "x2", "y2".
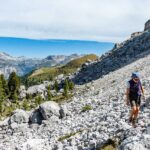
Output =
[{"x1": 127, "y1": 79, "x2": 142, "y2": 99}]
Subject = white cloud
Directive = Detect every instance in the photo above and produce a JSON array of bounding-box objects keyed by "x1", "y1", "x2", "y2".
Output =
[{"x1": 0, "y1": 0, "x2": 150, "y2": 42}]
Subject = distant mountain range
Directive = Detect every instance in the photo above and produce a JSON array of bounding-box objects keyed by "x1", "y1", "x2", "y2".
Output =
[
  {"x1": 0, "y1": 51, "x2": 81, "y2": 78},
  {"x1": 0, "y1": 37, "x2": 114, "y2": 78}
]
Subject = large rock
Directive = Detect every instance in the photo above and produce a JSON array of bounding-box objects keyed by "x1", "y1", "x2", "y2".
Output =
[
  {"x1": 118, "y1": 136, "x2": 147, "y2": 150},
  {"x1": 19, "y1": 85, "x2": 27, "y2": 99},
  {"x1": 131, "y1": 32, "x2": 142, "y2": 38},
  {"x1": 39, "y1": 101, "x2": 60, "y2": 120},
  {"x1": 9, "y1": 109, "x2": 29, "y2": 124},
  {"x1": 59, "y1": 105, "x2": 68, "y2": 119},
  {"x1": 26, "y1": 84, "x2": 47, "y2": 98},
  {"x1": 29, "y1": 109, "x2": 44, "y2": 124}
]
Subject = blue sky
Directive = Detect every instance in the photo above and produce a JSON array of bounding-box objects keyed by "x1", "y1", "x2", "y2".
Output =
[{"x1": 0, "y1": 37, "x2": 114, "y2": 58}]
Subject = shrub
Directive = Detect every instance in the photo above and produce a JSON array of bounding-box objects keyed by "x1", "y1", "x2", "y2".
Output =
[
  {"x1": 68, "y1": 80, "x2": 75, "y2": 90},
  {"x1": 58, "y1": 130, "x2": 83, "y2": 141},
  {"x1": 98, "y1": 139, "x2": 118, "y2": 150},
  {"x1": 26, "y1": 94, "x2": 33, "y2": 100},
  {"x1": 54, "y1": 80, "x2": 59, "y2": 92},
  {"x1": 35, "y1": 95, "x2": 43, "y2": 106},
  {"x1": 22, "y1": 99, "x2": 30, "y2": 111},
  {"x1": 0, "y1": 99, "x2": 4, "y2": 114},
  {"x1": 63, "y1": 79, "x2": 69, "y2": 98},
  {"x1": 47, "y1": 88, "x2": 52, "y2": 101},
  {"x1": 82, "y1": 105, "x2": 92, "y2": 112}
]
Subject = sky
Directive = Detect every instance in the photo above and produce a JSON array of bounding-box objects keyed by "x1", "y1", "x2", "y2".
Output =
[
  {"x1": 0, "y1": 0, "x2": 150, "y2": 57},
  {"x1": 0, "y1": 38, "x2": 114, "y2": 58}
]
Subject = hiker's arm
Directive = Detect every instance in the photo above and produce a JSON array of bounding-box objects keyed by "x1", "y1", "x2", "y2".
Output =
[
  {"x1": 126, "y1": 88, "x2": 130, "y2": 105},
  {"x1": 141, "y1": 86, "x2": 144, "y2": 95}
]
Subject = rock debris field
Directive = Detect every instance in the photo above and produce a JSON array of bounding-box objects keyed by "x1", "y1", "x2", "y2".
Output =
[{"x1": 0, "y1": 52, "x2": 150, "y2": 150}]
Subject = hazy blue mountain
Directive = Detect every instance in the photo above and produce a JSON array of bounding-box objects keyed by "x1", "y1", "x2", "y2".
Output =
[{"x1": 0, "y1": 51, "x2": 81, "y2": 78}]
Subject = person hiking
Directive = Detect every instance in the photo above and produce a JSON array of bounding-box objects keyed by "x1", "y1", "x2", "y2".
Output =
[{"x1": 126, "y1": 72, "x2": 145, "y2": 128}]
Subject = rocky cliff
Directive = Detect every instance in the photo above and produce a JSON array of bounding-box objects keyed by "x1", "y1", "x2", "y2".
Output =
[
  {"x1": 73, "y1": 21, "x2": 150, "y2": 85},
  {"x1": 144, "y1": 19, "x2": 150, "y2": 31}
]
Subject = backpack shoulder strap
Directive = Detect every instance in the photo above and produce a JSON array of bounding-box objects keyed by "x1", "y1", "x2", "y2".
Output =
[{"x1": 139, "y1": 80, "x2": 142, "y2": 90}]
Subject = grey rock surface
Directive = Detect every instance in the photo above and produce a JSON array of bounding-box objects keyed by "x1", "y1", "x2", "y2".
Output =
[
  {"x1": 9, "y1": 109, "x2": 29, "y2": 124},
  {"x1": 39, "y1": 101, "x2": 60, "y2": 120}
]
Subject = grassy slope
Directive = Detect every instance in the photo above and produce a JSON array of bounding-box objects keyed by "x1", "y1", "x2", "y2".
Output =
[{"x1": 25, "y1": 54, "x2": 98, "y2": 86}]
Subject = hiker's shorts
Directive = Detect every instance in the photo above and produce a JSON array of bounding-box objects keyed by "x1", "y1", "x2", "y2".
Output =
[{"x1": 129, "y1": 95, "x2": 141, "y2": 107}]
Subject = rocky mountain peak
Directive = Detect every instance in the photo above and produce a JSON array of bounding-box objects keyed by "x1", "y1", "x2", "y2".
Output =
[
  {"x1": 0, "y1": 52, "x2": 81, "y2": 78},
  {"x1": 144, "y1": 19, "x2": 150, "y2": 31},
  {"x1": 0, "y1": 51, "x2": 17, "y2": 60},
  {"x1": 73, "y1": 20, "x2": 150, "y2": 85}
]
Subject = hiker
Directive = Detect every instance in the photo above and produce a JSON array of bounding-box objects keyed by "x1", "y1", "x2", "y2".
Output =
[{"x1": 126, "y1": 72, "x2": 145, "y2": 127}]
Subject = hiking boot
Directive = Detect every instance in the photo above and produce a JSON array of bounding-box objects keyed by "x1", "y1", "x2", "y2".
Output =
[
  {"x1": 132, "y1": 119, "x2": 137, "y2": 128},
  {"x1": 129, "y1": 116, "x2": 133, "y2": 123}
]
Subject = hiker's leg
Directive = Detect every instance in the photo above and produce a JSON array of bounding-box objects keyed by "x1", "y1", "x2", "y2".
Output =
[
  {"x1": 130, "y1": 106, "x2": 136, "y2": 119},
  {"x1": 134, "y1": 96, "x2": 141, "y2": 120},
  {"x1": 131, "y1": 106, "x2": 138, "y2": 127},
  {"x1": 133, "y1": 106, "x2": 137, "y2": 118},
  {"x1": 134, "y1": 106, "x2": 140, "y2": 120}
]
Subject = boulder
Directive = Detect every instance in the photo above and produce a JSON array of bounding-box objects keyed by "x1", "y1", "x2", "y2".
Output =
[
  {"x1": 29, "y1": 109, "x2": 44, "y2": 124},
  {"x1": 59, "y1": 105, "x2": 68, "y2": 119},
  {"x1": 39, "y1": 101, "x2": 60, "y2": 120},
  {"x1": 26, "y1": 84, "x2": 47, "y2": 98},
  {"x1": 9, "y1": 109, "x2": 29, "y2": 124},
  {"x1": 56, "y1": 74, "x2": 64, "y2": 80},
  {"x1": 19, "y1": 85, "x2": 27, "y2": 99},
  {"x1": 146, "y1": 125, "x2": 150, "y2": 134}
]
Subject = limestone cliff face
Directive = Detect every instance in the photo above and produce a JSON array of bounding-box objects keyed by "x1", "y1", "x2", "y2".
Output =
[
  {"x1": 144, "y1": 19, "x2": 150, "y2": 31},
  {"x1": 74, "y1": 20, "x2": 150, "y2": 85}
]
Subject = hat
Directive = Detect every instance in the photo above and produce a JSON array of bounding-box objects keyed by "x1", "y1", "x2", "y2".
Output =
[{"x1": 132, "y1": 72, "x2": 140, "y2": 78}]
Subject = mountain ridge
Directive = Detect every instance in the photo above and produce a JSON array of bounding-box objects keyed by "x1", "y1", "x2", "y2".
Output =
[
  {"x1": 73, "y1": 25, "x2": 150, "y2": 85},
  {"x1": 0, "y1": 51, "x2": 81, "y2": 78}
]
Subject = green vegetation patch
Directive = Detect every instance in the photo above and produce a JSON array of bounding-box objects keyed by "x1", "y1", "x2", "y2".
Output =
[
  {"x1": 98, "y1": 139, "x2": 118, "y2": 150},
  {"x1": 82, "y1": 105, "x2": 92, "y2": 112},
  {"x1": 58, "y1": 130, "x2": 84, "y2": 142},
  {"x1": 24, "y1": 54, "x2": 98, "y2": 86}
]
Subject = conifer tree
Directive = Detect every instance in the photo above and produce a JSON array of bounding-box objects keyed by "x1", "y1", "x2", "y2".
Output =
[
  {"x1": 0, "y1": 78, "x2": 4, "y2": 100},
  {"x1": 23, "y1": 99, "x2": 30, "y2": 111},
  {"x1": 0, "y1": 78, "x2": 4, "y2": 115},
  {"x1": 0, "y1": 74, "x2": 7, "y2": 96},
  {"x1": 68, "y1": 80, "x2": 75, "y2": 90},
  {"x1": 63, "y1": 79, "x2": 69, "y2": 98},
  {"x1": 54, "y1": 80, "x2": 59, "y2": 92},
  {"x1": 35, "y1": 95, "x2": 43, "y2": 105},
  {"x1": 8, "y1": 71, "x2": 20, "y2": 100},
  {"x1": 47, "y1": 85, "x2": 52, "y2": 100},
  {"x1": 0, "y1": 99, "x2": 3, "y2": 114}
]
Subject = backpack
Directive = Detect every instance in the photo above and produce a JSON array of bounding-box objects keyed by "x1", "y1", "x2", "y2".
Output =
[{"x1": 128, "y1": 79, "x2": 142, "y2": 98}]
